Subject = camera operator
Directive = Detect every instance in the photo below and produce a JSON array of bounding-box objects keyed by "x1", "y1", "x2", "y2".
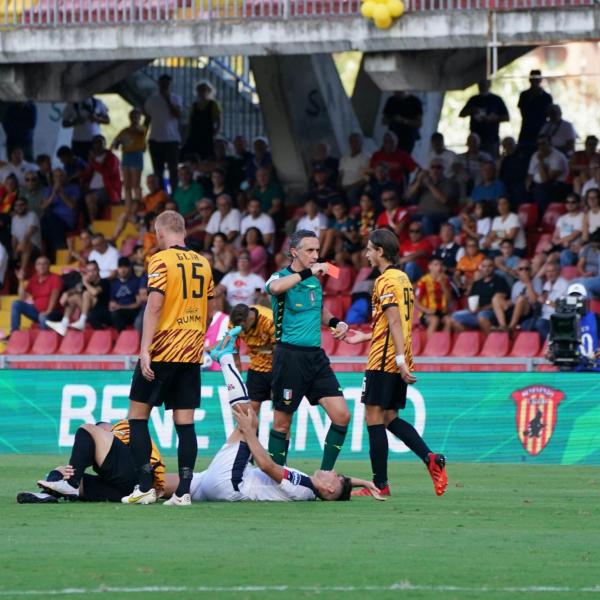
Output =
[{"x1": 546, "y1": 283, "x2": 600, "y2": 371}]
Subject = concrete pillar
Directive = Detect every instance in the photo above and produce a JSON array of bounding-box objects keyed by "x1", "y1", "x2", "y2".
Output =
[{"x1": 250, "y1": 54, "x2": 363, "y2": 188}]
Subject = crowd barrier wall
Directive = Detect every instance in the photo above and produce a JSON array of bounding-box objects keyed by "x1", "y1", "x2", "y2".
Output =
[{"x1": 1, "y1": 370, "x2": 598, "y2": 464}]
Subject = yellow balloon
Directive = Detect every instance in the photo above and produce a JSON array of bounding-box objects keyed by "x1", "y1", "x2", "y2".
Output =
[
  {"x1": 360, "y1": 0, "x2": 375, "y2": 17},
  {"x1": 374, "y1": 14, "x2": 392, "y2": 28},
  {"x1": 387, "y1": 0, "x2": 404, "y2": 17},
  {"x1": 373, "y1": 3, "x2": 390, "y2": 20}
]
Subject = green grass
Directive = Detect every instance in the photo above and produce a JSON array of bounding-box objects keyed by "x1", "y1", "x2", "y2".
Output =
[{"x1": 2, "y1": 455, "x2": 600, "y2": 600}]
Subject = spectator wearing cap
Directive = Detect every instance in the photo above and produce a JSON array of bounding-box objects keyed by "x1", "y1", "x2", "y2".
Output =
[
  {"x1": 204, "y1": 193, "x2": 241, "y2": 248},
  {"x1": 0, "y1": 147, "x2": 38, "y2": 186},
  {"x1": 9, "y1": 256, "x2": 63, "y2": 335},
  {"x1": 399, "y1": 221, "x2": 432, "y2": 282},
  {"x1": 40, "y1": 168, "x2": 79, "y2": 262},
  {"x1": 144, "y1": 74, "x2": 183, "y2": 191},
  {"x1": 62, "y1": 96, "x2": 110, "y2": 161},
  {"x1": 551, "y1": 193, "x2": 584, "y2": 267},
  {"x1": 11, "y1": 197, "x2": 41, "y2": 271},
  {"x1": 570, "y1": 135, "x2": 600, "y2": 191},
  {"x1": 525, "y1": 135, "x2": 569, "y2": 214},
  {"x1": 338, "y1": 133, "x2": 370, "y2": 204},
  {"x1": 427, "y1": 132, "x2": 458, "y2": 178},
  {"x1": 459, "y1": 80, "x2": 509, "y2": 158},
  {"x1": 539, "y1": 104, "x2": 577, "y2": 157},
  {"x1": 81, "y1": 135, "x2": 122, "y2": 222},
  {"x1": 173, "y1": 164, "x2": 205, "y2": 219},
  {"x1": 249, "y1": 167, "x2": 285, "y2": 229},
  {"x1": 240, "y1": 197, "x2": 275, "y2": 250},
  {"x1": 369, "y1": 131, "x2": 418, "y2": 188},
  {"x1": 518, "y1": 70, "x2": 553, "y2": 151},
  {"x1": 88, "y1": 233, "x2": 119, "y2": 279},
  {"x1": 406, "y1": 159, "x2": 459, "y2": 235},
  {"x1": 56, "y1": 146, "x2": 86, "y2": 186},
  {"x1": 182, "y1": 80, "x2": 221, "y2": 160},
  {"x1": 109, "y1": 257, "x2": 140, "y2": 331}
]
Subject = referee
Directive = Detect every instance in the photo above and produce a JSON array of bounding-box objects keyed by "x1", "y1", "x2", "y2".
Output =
[
  {"x1": 122, "y1": 210, "x2": 214, "y2": 506},
  {"x1": 265, "y1": 229, "x2": 350, "y2": 470}
]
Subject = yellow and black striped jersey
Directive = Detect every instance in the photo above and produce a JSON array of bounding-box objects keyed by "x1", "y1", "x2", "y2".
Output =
[
  {"x1": 147, "y1": 245, "x2": 214, "y2": 363},
  {"x1": 367, "y1": 266, "x2": 415, "y2": 373},
  {"x1": 110, "y1": 420, "x2": 165, "y2": 491},
  {"x1": 232, "y1": 305, "x2": 275, "y2": 372}
]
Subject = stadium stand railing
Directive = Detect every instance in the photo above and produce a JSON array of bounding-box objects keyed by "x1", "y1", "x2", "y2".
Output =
[{"x1": 0, "y1": 0, "x2": 594, "y2": 27}]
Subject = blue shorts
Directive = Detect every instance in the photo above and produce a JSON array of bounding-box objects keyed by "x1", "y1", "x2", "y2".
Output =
[
  {"x1": 121, "y1": 151, "x2": 144, "y2": 170},
  {"x1": 451, "y1": 308, "x2": 496, "y2": 329}
]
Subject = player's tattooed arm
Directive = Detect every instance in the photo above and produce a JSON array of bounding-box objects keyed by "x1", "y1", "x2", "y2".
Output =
[{"x1": 233, "y1": 405, "x2": 285, "y2": 483}]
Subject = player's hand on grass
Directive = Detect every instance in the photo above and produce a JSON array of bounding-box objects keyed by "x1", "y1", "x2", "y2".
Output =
[{"x1": 140, "y1": 350, "x2": 154, "y2": 381}]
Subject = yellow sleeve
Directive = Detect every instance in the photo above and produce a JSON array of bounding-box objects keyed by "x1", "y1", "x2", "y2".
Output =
[{"x1": 147, "y1": 254, "x2": 168, "y2": 295}]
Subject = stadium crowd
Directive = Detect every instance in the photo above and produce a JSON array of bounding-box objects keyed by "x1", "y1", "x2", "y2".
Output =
[{"x1": 1, "y1": 69, "x2": 600, "y2": 346}]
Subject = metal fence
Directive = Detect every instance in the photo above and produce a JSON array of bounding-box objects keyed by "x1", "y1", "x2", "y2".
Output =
[{"x1": 0, "y1": 0, "x2": 595, "y2": 28}]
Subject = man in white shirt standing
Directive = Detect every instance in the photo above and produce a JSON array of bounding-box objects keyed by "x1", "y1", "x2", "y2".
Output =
[
  {"x1": 552, "y1": 193, "x2": 584, "y2": 267},
  {"x1": 216, "y1": 251, "x2": 265, "y2": 306},
  {"x1": 62, "y1": 97, "x2": 110, "y2": 161},
  {"x1": 526, "y1": 135, "x2": 569, "y2": 214},
  {"x1": 0, "y1": 147, "x2": 38, "y2": 186},
  {"x1": 205, "y1": 193, "x2": 242, "y2": 248},
  {"x1": 144, "y1": 74, "x2": 183, "y2": 192},
  {"x1": 427, "y1": 132, "x2": 458, "y2": 178},
  {"x1": 296, "y1": 197, "x2": 329, "y2": 238},
  {"x1": 11, "y1": 197, "x2": 41, "y2": 271},
  {"x1": 88, "y1": 233, "x2": 119, "y2": 279},
  {"x1": 339, "y1": 132, "x2": 370, "y2": 204},
  {"x1": 240, "y1": 197, "x2": 275, "y2": 249}
]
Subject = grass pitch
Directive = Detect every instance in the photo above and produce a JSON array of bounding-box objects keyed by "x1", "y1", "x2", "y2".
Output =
[{"x1": 2, "y1": 455, "x2": 599, "y2": 600}]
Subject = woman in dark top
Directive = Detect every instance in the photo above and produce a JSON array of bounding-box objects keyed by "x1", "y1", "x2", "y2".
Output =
[{"x1": 182, "y1": 81, "x2": 222, "y2": 160}]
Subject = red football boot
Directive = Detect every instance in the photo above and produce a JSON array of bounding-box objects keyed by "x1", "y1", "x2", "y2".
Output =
[
  {"x1": 351, "y1": 485, "x2": 391, "y2": 497},
  {"x1": 426, "y1": 453, "x2": 448, "y2": 496}
]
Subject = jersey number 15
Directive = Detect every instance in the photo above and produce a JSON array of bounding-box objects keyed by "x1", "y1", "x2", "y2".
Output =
[{"x1": 176, "y1": 262, "x2": 205, "y2": 299}]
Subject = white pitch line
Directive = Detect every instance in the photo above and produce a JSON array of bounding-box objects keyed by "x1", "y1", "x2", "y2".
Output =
[{"x1": 0, "y1": 583, "x2": 600, "y2": 595}]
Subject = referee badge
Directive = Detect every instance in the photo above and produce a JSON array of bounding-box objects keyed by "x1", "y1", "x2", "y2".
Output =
[
  {"x1": 283, "y1": 389, "x2": 293, "y2": 405},
  {"x1": 309, "y1": 290, "x2": 316, "y2": 303}
]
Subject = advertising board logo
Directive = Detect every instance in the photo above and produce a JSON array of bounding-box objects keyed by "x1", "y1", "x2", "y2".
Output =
[{"x1": 511, "y1": 385, "x2": 565, "y2": 456}]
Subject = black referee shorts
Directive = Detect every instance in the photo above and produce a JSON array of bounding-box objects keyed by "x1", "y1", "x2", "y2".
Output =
[
  {"x1": 129, "y1": 361, "x2": 201, "y2": 410},
  {"x1": 81, "y1": 438, "x2": 138, "y2": 502},
  {"x1": 361, "y1": 370, "x2": 408, "y2": 411},
  {"x1": 271, "y1": 343, "x2": 343, "y2": 414},
  {"x1": 247, "y1": 369, "x2": 272, "y2": 403}
]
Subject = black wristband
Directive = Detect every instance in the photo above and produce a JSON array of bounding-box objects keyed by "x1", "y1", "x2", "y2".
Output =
[
  {"x1": 328, "y1": 318, "x2": 341, "y2": 328},
  {"x1": 299, "y1": 268, "x2": 312, "y2": 281}
]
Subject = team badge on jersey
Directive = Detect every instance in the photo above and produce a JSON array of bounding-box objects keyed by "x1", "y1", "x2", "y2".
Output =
[
  {"x1": 283, "y1": 389, "x2": 293, "y2": 404},
  {"x1": 511, "y1": 385, "x2": 565, "y2": 456}
]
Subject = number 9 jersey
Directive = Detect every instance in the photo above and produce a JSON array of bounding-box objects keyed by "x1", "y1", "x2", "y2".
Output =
[
  {"x1": 366, "y1": 266, "x2": 414, "y2": 373},
  {"x1": 146, "y1": 246, "x2": 214, "y2": 363}
]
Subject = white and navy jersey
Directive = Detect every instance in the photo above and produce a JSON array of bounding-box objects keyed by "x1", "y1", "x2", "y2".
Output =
[{"x1": 240, "y1": 467, "x2": 316, "y2": 502}]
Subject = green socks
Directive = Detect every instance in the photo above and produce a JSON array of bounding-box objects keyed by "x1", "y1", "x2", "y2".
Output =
[
  {"x1": 321, "y1": 423, "x2": 348, "y2": 470},
  {"x1": 268, "y1": 429, "x2": 288, "y2": 465}
]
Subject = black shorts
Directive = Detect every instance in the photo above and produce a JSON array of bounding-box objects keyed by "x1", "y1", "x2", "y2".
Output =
[
  {"x1": 271, "y1": 343, "x2": 343, "y2": 414},
  {"x1": 130, "y1": 361, "x2": 201, "y2": 410},
  {"x1": 81, "y1": 438, "x2": 138, "y2": 502},
  {"x1": 361, "y1": 370, "x2": 408, "y2": 411},
  {"x1": 247, "y1": 369, "x2": 272, "y2": 403}
]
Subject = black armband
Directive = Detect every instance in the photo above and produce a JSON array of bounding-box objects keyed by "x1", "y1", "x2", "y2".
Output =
[
  {"x1": 328, "y1": 318, "x2": 341, "y2": 328},
  {"x1": 299, "y1": 268, "x2": 312, "y2": 281}
]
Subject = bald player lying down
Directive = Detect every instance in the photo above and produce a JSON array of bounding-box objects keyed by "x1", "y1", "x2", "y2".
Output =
[{"x1": 162, "y1": 406, "x2": 384, "y2": 502}]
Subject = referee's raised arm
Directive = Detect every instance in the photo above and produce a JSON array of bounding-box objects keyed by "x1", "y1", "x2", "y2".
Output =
[{"x1": 266, "y1": 261, "x2": 329, "y2": 296}]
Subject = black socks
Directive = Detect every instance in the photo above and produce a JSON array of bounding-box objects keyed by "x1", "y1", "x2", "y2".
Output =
[
  {"x1": 367, "y1": 424, "x2": 389, "y2": 490},
  {"x1": 129, "y1": 419, "x2": 153, "y2": 492},
  {"x1": 67, "y1": 428, "x2": 95, "y2": 489},
  {"x1": 175, "y1": 423, "x2": 198, "y2": 497},
  {"x1": 387, "y1": 417, "x2": 431, "y2": 463}
]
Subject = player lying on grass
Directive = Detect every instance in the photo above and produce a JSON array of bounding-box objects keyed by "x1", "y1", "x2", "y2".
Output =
[
  {"x1": 162, "y1": 405, "x2": 384, "y2": 502},
  {"x1": 18, "y1": 421, "x2": 164, "y2": 503}
]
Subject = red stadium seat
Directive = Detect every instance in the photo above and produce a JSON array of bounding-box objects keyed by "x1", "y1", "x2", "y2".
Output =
[
  {"x1": 425, "y1": 235, "x2": 441, "y2": 251},
  {"x1": 320, "y1": 329, "x2": 338, "y2": 356},
  {"x1": 518, "y1": 203, "x2": 539, "y2": 231},
  {"x1": 591, "y1": 299, "x2": 600, "y2": 314},
  {"x1": 355, "y1": 267, "x2": 373, "y2": 284},
  {"x1": 31, "y1": 331, "x2": 60, "y2": 355},
  {"x1": 560, "y1": 266, "x2": 579, "y2": 281},
  {"x1": 510, "y1": 331, "x2": 540, "y2": 357},
  {"x1": 84, "y1": 330, "x2": 114, "y2": 355},
  {"x1": 4, "y1": 330, "x2": 33, "y2": 355},
  {"x1": 421, "y1": 331, "x2": 451, "y2": 357},
  {"x1": 411, "y1": 327, "x2": 425, "y2": 356},
  {"x1": 324, "y1": 267, "x2": 354, "y2": 296},
  {"x1": 58, "y1": 330, "x2": 85, "y2": 355},
  {"x1": 450, "y1": 331, "x2": 481, "y2": 357},
  {"x1": 538, "y1": 337, "x2": 550, "y2": 358},
  {"x1": 541, "y1": 204, "x2": 566, "y2": 233},
  {"x1": 533, "y1": 233, "x2": 552, "y2": 255},
  {"x1": 323, "y1": 295, "x2": 346, "y2": 319},
  {"x1": 335, "y1": 339, "x2": 368, "y2": 357},
  {"x1": 112, "y1": 330, "x2": 140, "y2": 355},
  {"x1": 479, "y1": 332, "x2": 510, "y2": 357}
]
